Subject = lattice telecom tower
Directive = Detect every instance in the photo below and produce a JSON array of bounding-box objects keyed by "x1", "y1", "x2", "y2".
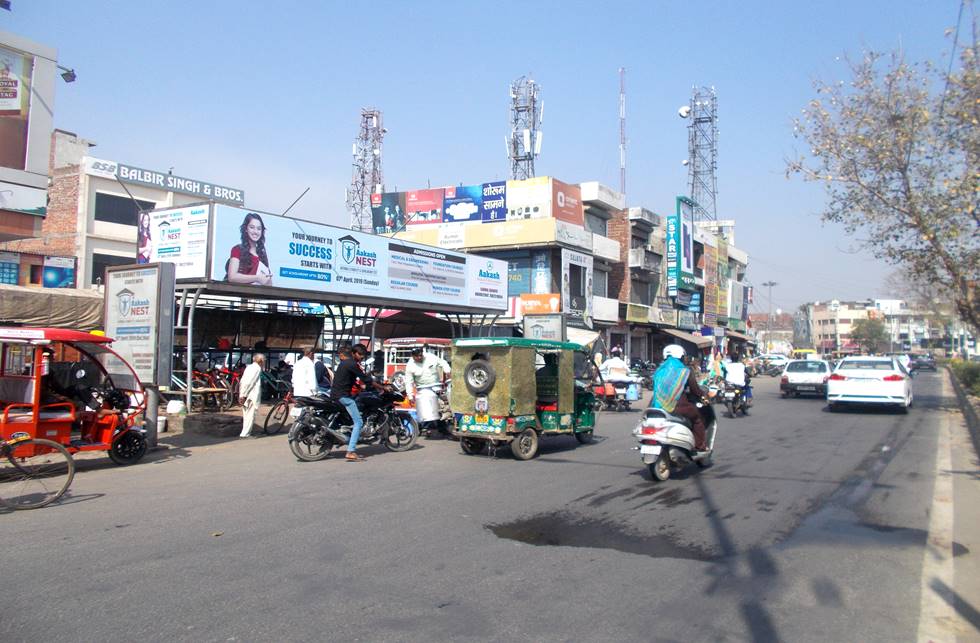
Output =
[
  {"x1": 682, "y1": 86, "x2": 718, "y2": 221},
  {"x1": 506, "y1": 76, "x2": 543, "y2": 180},
  {"x1": 346, "y1": 109, "x2": 386, "y2": 232}
]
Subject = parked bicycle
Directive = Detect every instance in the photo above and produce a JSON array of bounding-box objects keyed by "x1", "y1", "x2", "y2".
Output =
[
  {"x1": 263, "y1": 388, "x2": 296, "y2": 435},
  {"x1": 0, "y1": 433, "x2": 75, "y2": 510}
]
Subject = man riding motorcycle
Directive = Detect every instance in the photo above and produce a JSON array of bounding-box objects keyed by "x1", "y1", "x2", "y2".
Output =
[{"x1": 651, "y1": 344, "x2": 707, "y2": 452}]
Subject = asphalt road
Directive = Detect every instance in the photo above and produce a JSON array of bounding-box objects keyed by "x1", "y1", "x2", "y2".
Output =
[{"x1": 2, "y1": 372, "x2": 978, "y2": 642}]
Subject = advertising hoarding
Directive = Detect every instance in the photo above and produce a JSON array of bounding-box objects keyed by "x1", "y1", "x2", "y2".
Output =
[
  {"x1": 481, "y1": 181, "x2": 507, "y2": 222},
  {"x1": 143, "y1": 204, "x2": 211, "y2": 279},
  {"x1": 405, "y1": 188, "x2": 444, "y2": 225},
  {"x1": 667, "y1": 196, "x2": 697, "y2": 295},
  {"x1": 717, "y1": 237, "x2": 730, "y2": 320},
  {"x1": 506, "y1": 176, "x2": 551, "y2": 220},
  {"x1": 208, "y1": 205, "x2": 507, "y2": 311},
  {"x1": 42, "y1": 256, "x2": 75, "y2": 288},
  {"x1": 551, "y1": 178, "x2": 584, "y2": 226},
  {"x1": 561, "y1": 248, "x2": 594, "y2": 328},
  {"x1": 442, "y1": 185, "x2": 483, "y2": 223},
  {"x1": 370, "y1": 192, "x2": 407, "y2": 234},
  {"x1": 0, "y1": 45, "x2": 30, "y2": 170},
  {"x1": 531, "y1": 250, "x2": 551, "y2": 294},
  {"x1": 520, "y1": 293, "x2": 562, "y2": 315},
  {"x1": 523, "y1": 313, "x2": 565, "y2": 341},
  {"x1": 104, "y1": 263, "x2": 175, "y2": 386}
]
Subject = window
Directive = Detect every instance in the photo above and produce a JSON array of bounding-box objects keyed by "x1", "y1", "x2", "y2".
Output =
[
  {"x1": 593, "y1": 270, "x2": 607, "y2": 297},
  {"x1": 90, "y1": 253, "x2": 134, "y2": 285},
  {"x1": 786, "y1": 361, "x2": 828, "y2": 373},
  {"x1": 569, "y1": 264, "x2": 584, "y2": 298},
  {"x1": 585, "y1": 212, "x2": 607, "y2": 236},
  {"x1": 839, "y1": 360, "x2": 895, "y2": 371},
  {"x1": 630, "y1": 235, "x2": 647, "y2": 249},
  {"x1": 94, "y1": 192, "x2": 156, "y2": 226}
]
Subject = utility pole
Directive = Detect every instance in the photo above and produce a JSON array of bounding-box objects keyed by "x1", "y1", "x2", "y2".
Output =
[
  {"x1": 762, "y1": 281, "x2": 777, "y2": 352},
  {"x1": 619, "y1": 67, "x2": 626, "y2": 196}
]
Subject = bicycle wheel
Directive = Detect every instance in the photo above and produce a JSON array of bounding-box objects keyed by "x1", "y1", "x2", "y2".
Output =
[
  {"x1": 264, "y1": 401, "x2": 292, "y2": 435},
  {"x1": 0, "y1": 439, "x2": 75, "y2": 510}
]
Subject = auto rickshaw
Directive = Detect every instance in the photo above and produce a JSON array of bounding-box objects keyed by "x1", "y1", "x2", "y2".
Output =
[
  {"x1": 450, "y1": 337, "x2": 596, "y2": 460},
  {"x1": 0, "y1": 328, "x2": 148, "y2": 464}
]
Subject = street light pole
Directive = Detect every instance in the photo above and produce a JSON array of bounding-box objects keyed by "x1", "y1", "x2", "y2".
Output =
[{"x1": 762, "y1": 281, "x2": 777, "y2": 352}]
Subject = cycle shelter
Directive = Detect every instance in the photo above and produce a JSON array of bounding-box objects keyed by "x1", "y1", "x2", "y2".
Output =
[
  {"x1": 0, "y1": 327, "x2": 149, "y2": 464},
  {"x1": 150, "y1": 202, "x2": 510, "y2": 409}
]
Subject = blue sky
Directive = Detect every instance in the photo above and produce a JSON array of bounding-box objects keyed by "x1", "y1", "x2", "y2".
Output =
[{"x1": 3, "y1": 0, "x2": 962, "y2": 313}]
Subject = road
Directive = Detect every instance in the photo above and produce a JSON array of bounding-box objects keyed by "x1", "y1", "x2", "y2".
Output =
[{"x1": 2, "y1": 371, "x2": 978, "y2": 642}]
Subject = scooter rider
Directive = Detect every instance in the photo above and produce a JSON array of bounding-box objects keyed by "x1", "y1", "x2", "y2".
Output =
[
  {"x1": 651, "y1": 344, "x2": 708, "y2": 452},
  {"x1": 600, "y1": 347, "x2": 632, "y2": 382},
  {"x1": 405, "y1": 346, "x2": 450, "y2": 400}
]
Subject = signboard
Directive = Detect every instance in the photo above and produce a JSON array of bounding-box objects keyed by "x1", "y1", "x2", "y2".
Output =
[
  {"x1": 552, "y1": 178, "x2": 584, "y2": 225},
  {"x1": 405, "y1": 188, "x2": 444, "y2": 225},
  {"x1": 143, "y1": 204, "x2": 211, "y2": 279},
  {"x1": 506, "y1": 176, "x2": 551, "y2": 220},
  {"x1": 83, "y1": 157, "x2": 244, "y2": 205},
  {"x1": 208, "y1": 204, "x2": 507, "y2": 311},
  {"x1": 561, "y1": 248, "x2": 593, "y2": 328},
  {"x1": 0, "y1": 251, "x2": 18, "y2": 285},
  {"x1": 42, "y1": 256, "x2": 75, "y2": 288},
  {"x1": 717, "y1": 237, "x2": 730, "y2": 320},
  {"x1": 626, "y1": 303, "x2": 650, "y2": 323},
  {"x1": 531, "y1": 250, "x2": 550, "y2": 294},
  {"x1": 677, "y1": 310, "x2": 699, "y2": 330},
  {"x1": 523, "y1": 313, "x2": 565, "y2": 341},
  {"x1": 104, "y1": 263, "x2": 176, "y2": 386},
  {"x1": 667, "y1": 196, "x2": 697, "y2": 295},
  {"x1": 370, "y1": 192, "x2": 406, "y2": 235},
  {"x1": 687, "y1": 291, "x2": 702, "y2": 313},
  {"x1": 481, "y1": 181, "x2": 507, "y2": 222},
  {"x1": 674, "y1": 290, "x2": 693, "y2": 308},
  {"x1": 0, "y1": 45, "x2": 30, "y2": 171},
  {"x1": 555, "y1": 220, "x2": 593, "y2": 251},
  {"x1": 520, "y1": 293, "x2": 562, "y2": 315},
  {"x1": 437, "y1": 223, "x2": 465, "y2": 249},
  {"x1": 442, "y1": 185, "x2": 483, "y2": 223},
  {"x1": 730, "y1": 282, "x2": 746, "y2": 321}
]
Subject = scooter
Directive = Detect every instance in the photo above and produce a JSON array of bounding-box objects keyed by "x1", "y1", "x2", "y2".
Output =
[{"x1": 632, "y1": 400, "x2": 717, "y2": 481}]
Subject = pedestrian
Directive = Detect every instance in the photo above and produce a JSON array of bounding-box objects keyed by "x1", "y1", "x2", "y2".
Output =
[
  {"x1": 238, "y1": 354, "x2": 265, "y2": 438},
  {"x1": 314, "y1": 354, "x2": 333, "y2": 394},
  {"x1": 293, "y1": 347, "x2": 318, "y2": 398}
]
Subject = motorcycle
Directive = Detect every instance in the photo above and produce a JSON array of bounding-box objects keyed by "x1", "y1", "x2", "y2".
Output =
[
  {"x1": 721, "y1": 382, "x2": 751, "y2": 418},
  {"x1": 287, "y1": 387, "x2": 419, "y2": 462},
  {"x1": 632, "y1": 401, "x2": 717, "y2": 481}
]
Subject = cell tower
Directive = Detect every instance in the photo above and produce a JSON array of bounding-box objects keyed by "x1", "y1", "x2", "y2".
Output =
[
  {"x1": 506, "y1": 76, "x2": 543, "y2": 180},
  {"x1": 681, "y1": 86, "x2": 718, "y2": 221},
  {"x1": 346, "y1": 108, "x2": 386, "y2": 232},
  {"x1": 619, "y1": 67, "x2": 626, "y2": 196}
]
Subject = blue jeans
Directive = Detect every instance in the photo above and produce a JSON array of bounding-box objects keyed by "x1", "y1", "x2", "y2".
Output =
[{"x1": 339, "y1": 396, "x2": 362, "y2": 452}]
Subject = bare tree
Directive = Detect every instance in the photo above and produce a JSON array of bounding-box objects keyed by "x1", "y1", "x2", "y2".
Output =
[{"x1": 788, "y1": 19, "x2": 979, "y2": 332}]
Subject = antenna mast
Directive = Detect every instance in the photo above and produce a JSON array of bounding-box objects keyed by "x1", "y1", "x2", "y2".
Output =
[
  {"x1": 506, "y1": 76, "x2": 542, "y2": 180},
  {"x1": 346, "y1": 108, "x2": 386, "y2": 232},
  {"x1": 619, "y1": 67, "x2": 626, "y2": 196},
  {"x1": 684, "y1": 86, "x2": 718, "y2": 221}
]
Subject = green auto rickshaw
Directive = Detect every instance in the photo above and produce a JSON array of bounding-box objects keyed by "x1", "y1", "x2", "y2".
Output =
[{"x1": 450, "y1": 337, "x2": 597, "y2": 460}]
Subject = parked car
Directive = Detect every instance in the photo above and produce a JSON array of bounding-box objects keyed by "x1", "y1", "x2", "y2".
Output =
[
  {"x1": 780, "y1": 359, "x2": 831, "y2": 397},
  {"x1": 827, "y1": 356, "x2": 913, "y2": 412},
  {"x1": 909, "y1": 354, "x2": 937, "y2": 371}
]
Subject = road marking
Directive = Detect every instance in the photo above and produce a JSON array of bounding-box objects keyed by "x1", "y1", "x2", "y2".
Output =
[{"x1": 917, "y1": 377, "x2": 958, "y2": 643}]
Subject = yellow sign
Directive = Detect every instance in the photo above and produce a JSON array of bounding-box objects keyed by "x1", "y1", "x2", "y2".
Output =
[{"x1": 626, "y1": 303, "x2": 650, "y2": 323}]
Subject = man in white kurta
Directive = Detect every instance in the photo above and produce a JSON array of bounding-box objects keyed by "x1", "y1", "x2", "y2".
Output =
[
  {"x1": 238, "y1": 354, "x2": 265, "y2": 438},
  {"x1": 292, "y1": 348, "x2": 319, "y2": 398}
]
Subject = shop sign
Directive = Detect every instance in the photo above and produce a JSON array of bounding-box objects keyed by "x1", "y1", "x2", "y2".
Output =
[
  {"x1": 481, "y1": 181, "x2": 507, "y2": 222},
  {"x1": 437, "y1": 223, "x2": 465, "y2": 249},
  {"x1": 561, "y1": 249, "x2": 594, "y2": 328},
  {"x1": 667, "y1": 196, "x2": 696, "y2": 295},
  {"x1": 464, "y1": 217, "x2": 555, "y2": 249},
  {"x1": 626, "y1": 303, "x2": 650, "y2": 323},
  {"x1": 555, "y1": 220, "x2": 593, "y2": 250},
  {"x1": 83, "y1": 156, "x2": 244, "y2": 204},
  {"x1": 104, "y1": 263, "x2": 175, "y2": 386},
  {"x1": 523, "y1": 313, "x2": 565, "y2": 341},
  {"x1": 552, "y1": 178, "x2": 584, "y2": 225},
  {"x1": 520, "y1": 293, "x2": 562, "y2": 315},
  {"x1": 506, "y1": 176, "x2": 551, "y2": 221},
  {"x1": 678, "y1": 310, "x2": 699, "y2": 330}
]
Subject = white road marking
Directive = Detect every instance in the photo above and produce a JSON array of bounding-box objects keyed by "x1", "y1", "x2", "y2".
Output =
[{"x1": 917, "y1": 376, "x2": 958, "y2": 643}]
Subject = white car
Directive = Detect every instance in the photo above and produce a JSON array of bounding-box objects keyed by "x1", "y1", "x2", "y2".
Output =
[
  {"x1": 826, "y1": 356, "x2": 913, "y2": 412},
  {"x1": 780, "y1": 359, "x2": 831, "y2": 397}
]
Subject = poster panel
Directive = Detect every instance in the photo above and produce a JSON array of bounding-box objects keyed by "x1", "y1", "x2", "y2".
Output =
[
  {"x1": 405, "y1": 188, "x2": 444, "y2": 225},
  {"x1": 370, "y1": 192, "x2": 406, "y2": 234},
  {"x1": 560, "y1": 248, "x2": 594, "y2": 328},
  {"x1": 42, "y1": 256, "x2": 75, "y2": 288},
  {"x1": 520, "y1": 293, "x2": 562, "y2": 315},
  {"x1": 144, "y1": 205, "x2": 211, "y2": 279},
  {"x1": 442, "y1": 185, "x2": 483, "y2": 223},
  {"x1": 0, "y1": 45, "x2": 31, "y2": 170},
  {"x1": 523, "y1": 314, "x2": 564, "y2": 341},
  {"x1": 552, "y1": 178, "x2": 584, "y2": 225},
  {"x1": 209, "y1": 205, "x2": 507, "y2": 311},
  {"x1": 506, "y1": 253, "x2": 531, "y2": 297},
  {"x1": 104, "y1": 263, "x2": 175, "y2": 386},
  {"x1": 506, "y1": 176, "x2": 551, "y2": 220},
  {"x1": 481, "y1": 181, "x2": 507, "y2": 222},
  {"x1": 531, "y1": 250, "x2": 551, "y2": 294}
]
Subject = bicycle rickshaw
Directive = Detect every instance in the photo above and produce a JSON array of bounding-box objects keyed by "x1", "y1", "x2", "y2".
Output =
[
  {"x1": 0, "y1": 327, "x2": 148, "y2": 466},
  {"x1": 451, "y1": 337, "x2": 596, "y2": 460}
]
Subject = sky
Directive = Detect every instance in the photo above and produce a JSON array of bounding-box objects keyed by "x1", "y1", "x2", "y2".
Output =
[{"x1": 2, "y1": 0, "x2": 964, "y2": 315}]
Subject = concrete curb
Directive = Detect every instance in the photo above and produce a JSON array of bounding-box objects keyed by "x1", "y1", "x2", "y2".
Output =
[{"x1": 946, "y1": 365, "x2": 980, "y2": 458}]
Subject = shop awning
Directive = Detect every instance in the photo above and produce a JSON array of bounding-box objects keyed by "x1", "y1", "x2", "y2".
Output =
[
  {"x1": 725, "y1": 329, "x2": 756, "y2": 343},
  {"x1": 567, "y1": 327, "x2": 601, "y2": 349},
  {"x1": 659, "y1": 327, "x2": 713, "y2": 349}
]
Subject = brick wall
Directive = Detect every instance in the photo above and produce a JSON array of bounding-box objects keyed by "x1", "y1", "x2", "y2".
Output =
[
  {"x1": 0, "y1": 165, "x2": 80, "y2": 258},
  {"x1": 607, "y1": 209, "x2": 630, "y2": 301}
]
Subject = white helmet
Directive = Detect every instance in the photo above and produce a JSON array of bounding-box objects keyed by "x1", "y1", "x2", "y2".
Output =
[{"x1": 663, "y1": 344, "x2": 685, "y2": 360}]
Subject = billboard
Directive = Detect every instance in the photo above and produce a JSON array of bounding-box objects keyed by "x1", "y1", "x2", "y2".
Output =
[
  {"x1": 520, "y1": 293, "x2": 562, "y2": 315},
  {"x1": 405, "y1": 188, "x2": 444, "y2": 225},
  {"x1": 506, "y1": 176, "x2": 551, "y2": 220},
  {"x1": 0, "y1": 45, "x2": 30, "y2": 171},
  {"x1": 481, "y1": 181, "x2": 507, "y2": 222},
  {"x1": 667, "y1": 196, "x2": 696, "y2": 295},
  {"x1": 442, "y1": 185, "x2": 483, "y2": 223},
  {"x1": 552, "y1": 178, "x2": 584, "y2": 225},
  {"x1": 370, "y1": 192, "x2": 406, "y2": 235},
  {"x1": 207, "y1": 205, "x2": 507, "y2": 311},
  {"x1": 104, "y1": 263, "x2": 175, "y2": 386},
  {"x1": 561, "y1": 248, "x2": 594, "y2": 328},
  {"x1": 143, "y1": 205, "x2": 211, "y2": 279}
]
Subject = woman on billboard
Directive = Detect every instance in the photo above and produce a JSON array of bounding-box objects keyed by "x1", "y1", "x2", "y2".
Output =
[
  {"x1": 226, "y1": 212, "x2": 273, "y2": 285},
  {"x1": 136, "y1": 211, "x2": 152, "y2": 264}
]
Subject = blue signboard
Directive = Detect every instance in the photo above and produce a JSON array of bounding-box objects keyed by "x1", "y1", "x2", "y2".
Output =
[
  {"x1": 443, "y1": 185, "x2": 483, "y2": 223},
  {"x1": 481, "y1": 181, "x2": 507, "y2": 222}
]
